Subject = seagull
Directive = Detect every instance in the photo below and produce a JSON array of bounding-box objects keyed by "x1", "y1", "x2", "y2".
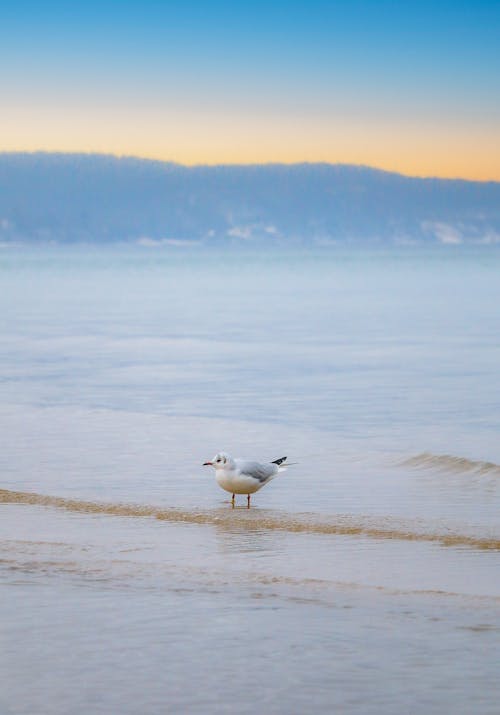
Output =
[{"x1": 202, "y1": 452, "x2": 288, "y2": 508}]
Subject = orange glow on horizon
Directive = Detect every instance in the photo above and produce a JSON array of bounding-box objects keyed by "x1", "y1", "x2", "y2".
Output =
[{"x1": 2, "y1": 105, "x2": 499, "y2": 182}]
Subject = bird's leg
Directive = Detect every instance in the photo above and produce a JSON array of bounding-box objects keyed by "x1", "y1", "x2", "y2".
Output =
[
  {"x1": 247, "y1": 494, "x2": 251, "y2": 509},
  {"x1": 231, "y1": 494, "x2": 235, "y2": 508}
]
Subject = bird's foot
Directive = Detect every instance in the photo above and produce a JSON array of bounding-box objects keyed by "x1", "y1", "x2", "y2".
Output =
[{"x1": 231, "y1": 494, "x2": 235, "y2": 509}]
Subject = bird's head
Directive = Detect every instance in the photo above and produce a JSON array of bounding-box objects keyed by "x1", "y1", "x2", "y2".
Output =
[{"x1": 203, "y1": 452, "x2": 233, "y2": 469}]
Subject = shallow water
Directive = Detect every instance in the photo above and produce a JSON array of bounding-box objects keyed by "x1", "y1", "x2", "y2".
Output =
[{"x1": 1, "y1": 245, "x2": 500, "y2": 714}]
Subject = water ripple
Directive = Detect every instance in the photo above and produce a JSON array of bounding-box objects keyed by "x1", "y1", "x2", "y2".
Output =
[{"x1": 2, "y1": 488, "x2": 500, "y2": 551}]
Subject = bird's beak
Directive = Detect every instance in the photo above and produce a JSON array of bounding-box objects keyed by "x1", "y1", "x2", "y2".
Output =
[{"x1": 203, "y1": 461, "x2": 212, "y2": 466}]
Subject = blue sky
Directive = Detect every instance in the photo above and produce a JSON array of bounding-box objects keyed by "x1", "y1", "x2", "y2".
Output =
[{"x1": 1, "y1": 0, "x2": 499, "y2": 178}]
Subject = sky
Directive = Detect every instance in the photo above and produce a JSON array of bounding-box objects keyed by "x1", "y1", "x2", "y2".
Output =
[{"x1": 1, "y1": 0, "x2": 499, "y2": 180}]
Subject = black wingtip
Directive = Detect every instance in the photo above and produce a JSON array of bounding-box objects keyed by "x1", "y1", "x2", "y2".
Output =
[{"x1": 271, "y1": 456, "x2": 287, "y2": 466}]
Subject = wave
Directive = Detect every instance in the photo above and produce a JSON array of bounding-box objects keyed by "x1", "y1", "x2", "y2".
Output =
[
  {"x1": 401, "y1": 452, "x2": 500, "y2": 476},
  {"x1": 2, "y1": 487, "x2": 500, "y2": 551}
]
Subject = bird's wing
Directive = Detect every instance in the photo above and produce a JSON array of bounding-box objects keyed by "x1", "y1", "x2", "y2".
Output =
[{"x1": 236, "y1": 460, "x2": 278, "y2": 483}]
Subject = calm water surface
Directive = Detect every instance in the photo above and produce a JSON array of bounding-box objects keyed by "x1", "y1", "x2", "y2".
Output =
[{"x1": 1, "y1": 245, "x2": 499, "y2": 714}]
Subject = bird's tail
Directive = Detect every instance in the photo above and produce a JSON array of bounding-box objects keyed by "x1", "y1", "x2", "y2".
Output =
[{"x1": 271, "y1": 456, "x2": 287, "y2": 466}]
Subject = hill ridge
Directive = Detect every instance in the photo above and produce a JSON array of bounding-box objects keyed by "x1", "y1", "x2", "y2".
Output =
[{"x1": 1, "y1": 152, "x2": 499, "y2": 245}]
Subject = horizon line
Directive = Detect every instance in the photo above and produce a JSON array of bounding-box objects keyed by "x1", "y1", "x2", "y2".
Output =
[{"x1": 1, "y1": 149, "x2": 499, "y2": 185}]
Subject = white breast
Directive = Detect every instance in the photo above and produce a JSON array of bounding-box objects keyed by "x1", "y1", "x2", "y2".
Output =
[{"x1": 216, "y1": 468, "x2": 263, "y2": 495}]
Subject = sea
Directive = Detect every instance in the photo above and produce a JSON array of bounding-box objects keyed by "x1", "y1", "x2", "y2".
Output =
[{"x1": 1, "y1": 244, "x2": 499, "y2": 714}]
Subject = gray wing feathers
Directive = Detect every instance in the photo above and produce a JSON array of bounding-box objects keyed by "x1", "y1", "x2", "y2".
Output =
[{"x1": 236, "y1": 460, "x2": 278, "y2": 483}]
